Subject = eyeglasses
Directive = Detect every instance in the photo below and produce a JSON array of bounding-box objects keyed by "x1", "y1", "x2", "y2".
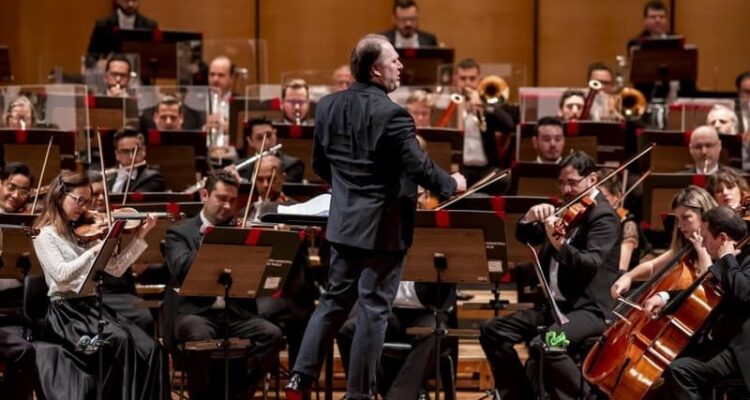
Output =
[
  {"x1": 66, "y1": 192, "x2": 90, "y2": 207},
  {"x1": 3, "y1": 182, "x2": 30, "y2": 197},
  {"x1": 557, "y1": 176, "x2": 587, "y2": 188}
]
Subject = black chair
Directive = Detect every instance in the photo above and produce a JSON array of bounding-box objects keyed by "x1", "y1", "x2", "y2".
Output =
[{"x1": 378, "y1": 340, "x2": 458, "y2": 400}]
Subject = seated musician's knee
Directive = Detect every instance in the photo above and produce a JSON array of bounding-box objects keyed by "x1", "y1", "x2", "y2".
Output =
[{"x1": 175, "y1": 315, "x2": 213, "y2": 342}]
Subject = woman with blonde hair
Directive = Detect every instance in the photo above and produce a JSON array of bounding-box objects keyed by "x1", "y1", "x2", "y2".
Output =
[{"x1": 611, "y1": 185, "x2": 717, "y2": 299}]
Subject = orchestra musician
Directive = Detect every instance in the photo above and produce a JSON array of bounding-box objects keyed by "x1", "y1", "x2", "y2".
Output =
[
  {"x1": 103, "y1": 54, "x2": 132, "y2": 97},
  {"x1": 85, "y1": 0, "x2": 158, "y2": 69},
  {"x1": 331, "y1": 65, "x2": 354, "y2": 93},
  {"x1": 281, "y1": 78, "x2": 313, "y2": 126},
  {"x1": 479, "y1": 151, "x2": 621, "y2": 400},
  {"x1": 642, "y1": 206, "x2": 750, "y2": 398},
  {"x1": 707, "y1": 104, "x2": 739, "y2": 136},
  {"x1": 405, "y1": 89, "x2": 432, "y2": 128},
  {"x1": 380, "y1": 0, "x2": 438, "y2": 48},
  {"x1": 107, "y1": 128, "x2": 166, "y2": 193},
  {"x1": 2, "y1": 96, "x2": 35, "y2": 129},
  {"x1": 164, "y1": 170, "x2": 284, "y2": 400},
  {"x1": 0, "y1": 228, "x2": 37, "y2": 400},
  {"x1": 0, "y1": 163, "x2": 34, "y2": 307},
  {"x1": 238, "y1": 117, "x2": 305, "y2": 183},
  {"x1": 284, "y1": 34, "x2": 465, "y2": 400},
  {"x1": 557, "y1": 89, "x2": 585, "y2": 121},
  {"x1": 31, "y1": 171, "x2": 167, "y2": 399},
  {"x1": 597, "y1": 168, "x2": 645, "y2": 272},
  {"x1": 532, "y1": 116, "x2": 565, "y2": 164},
  {"x1": 611, "y1": 185, "x2": 717, "y2": 299},
  {"x1": 706, "y1": 167, "x2": 749, "y2": 210},
  {"x1": 684, "y1": 125, "x2": 738, "y2": 175}
]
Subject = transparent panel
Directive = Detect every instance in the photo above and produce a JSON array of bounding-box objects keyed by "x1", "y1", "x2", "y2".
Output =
[
  {"x1": 203, "y1": 39, "x2": 268, "y2": 88},
  {"x1": 667, "y1": 97, "x2": 737, "y2": 132}
]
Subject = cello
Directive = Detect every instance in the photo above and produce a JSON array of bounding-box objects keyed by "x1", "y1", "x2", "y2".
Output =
[{"x1": 583, "y1": 200, "x2": 750, "y2": 398}]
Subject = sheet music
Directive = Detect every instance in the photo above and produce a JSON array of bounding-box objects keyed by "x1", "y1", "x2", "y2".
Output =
[{"x1": 278, "y1": 194, "x2": 331, "y2": 217}]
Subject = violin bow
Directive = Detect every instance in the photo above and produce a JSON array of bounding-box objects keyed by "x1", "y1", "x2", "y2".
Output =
[
  {"x1": 525, "y1": 243, "x2": 569, "y2": 326},
  {"x1": 263, "y1": 167, "x2": 277, "y2": 203},
  {"x1": 241, "y1": 134, "x2": 268, "y2": 227},
  {"x1": 434, "y1": 168, "x2": 509, "y2": 211},
  {"x1": 121, "y1": 144, "x2": 139, "y2": 206},
  {"x1": 96, "y1": 130, "x2": 112, "y2": 227},
  {"x1": 614, "y1": 169, "x2": 651, "y2": 210},
  {"x1": 29, "y1": 136, "x2": 54, "y2": 215},
  {"x1": 554, "y1": 143, "x2": 655, "y2": 218}
]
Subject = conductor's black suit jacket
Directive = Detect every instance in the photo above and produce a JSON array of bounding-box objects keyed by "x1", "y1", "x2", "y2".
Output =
[{"x1": 313, "y1": 81, "x2": 455, "y2": 251}]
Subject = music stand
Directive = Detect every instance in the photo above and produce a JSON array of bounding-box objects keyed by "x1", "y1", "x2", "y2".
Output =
[
  {"x1": 509, "y1": 162, "x2": 561, "y2": 197},
  {"x1": 0, "y1": 45, "x2": 11, "y2": 82},
  {"x1": 119, "y1": 29, "x2": 203, "y2": 84},
  {"x1": 629, "y1": 38, "x2": 697, "y2": 91},
  {"x1": 416, "y1": 127, "x2": 464, "y2": 173},
  {"x1": 271, "y1": 123, "x2": 319, "y2": 181},
  {"x1": 75, "y1": 219, "x2": 126, "y2": 400},
  {"x1": 0, "y1": 128, "x2": 77, "y2": 175},
  {"x1": 0, "y1": 214, "x2": 40, "y2": 280},
  {"x1": 396, "y1": 48, "x2": 455, "y2": 86},
  {"x1": 179, "y1": 226, "x2": 303, "y2": 400},
  {"x1": 407, "y1": 210, "x2": 505, "y2": 400}
]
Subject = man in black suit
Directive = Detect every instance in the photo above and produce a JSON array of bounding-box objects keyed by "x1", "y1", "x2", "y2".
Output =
[
  {"x1": 284, "y1": 34, "x2": 465, "y2": 400},
  {"x1": 626, "y1": 1, "x2": 670, "y2": 52},
  {"x1": 164, "y1": 170, "x2": 284, "y2": 400},
  {"x1": 735, "y1": 71, "x2": 750, "y2": 135},
  {"x1": 107, "y1": 128, "x2": 166, "y2": 193},
  {"x1": 238, "y1": 117, "x2": 304, "y2": 183},
  {"x1": 641, "y1": 206, "x2": 750, "y2": 398},
  {"x1": 683, "y1": 125, "x2": 742, "y2": 175},
  {"x1": 380, "y1": 0, "x2": 438, "y2": 48},
  {"x1": 85, "y1": 0, "x2": 158, "y2": 68},
  {"x1": 480, "y1": 151, "x2": 621, "y2": 400}
]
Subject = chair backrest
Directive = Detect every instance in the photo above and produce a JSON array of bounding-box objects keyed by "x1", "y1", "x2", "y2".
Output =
[{"x1": 23, "y1": 274, "x2": 50, "y2": 327}]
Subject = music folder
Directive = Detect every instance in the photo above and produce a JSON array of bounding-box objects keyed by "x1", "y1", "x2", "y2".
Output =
[{"x1": 77, "y1": 220, "x2": 127, "y2": 297}]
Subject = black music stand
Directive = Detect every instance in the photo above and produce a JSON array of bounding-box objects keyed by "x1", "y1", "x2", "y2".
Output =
[
  {"x1": 271, "y1": 123, "x2": 319, "y2": 182},
  {"x1": 407, "y1": 210, "x2": 506, "y2": 400},
  {"x1": 416, "y1": 127, "x2": 464, "y2": 172},
  {"x1": 629, "y1": 37, "x2": 697, "y2": 99},
  {"x1": 0, "y1": 45, "x2": 11, "y2": 82},
  {"x1": 179, "y1": 226, "x2": 303, "y2": 400},
  {"x1": 75, "y1": 219, "x2": 126, "y2": 400},
  {"x1": 509, "y1": 162, "x2": 562, "y2": 197},
  {"x1": 0, "y1": 214, "x2": 39, "y2": 280},
  {"x1": 396, "y1": 48, "x2": 455, "y2": 86},
  {"x1": 119, "y1": 29, "x2": 203, "y2": 84}
]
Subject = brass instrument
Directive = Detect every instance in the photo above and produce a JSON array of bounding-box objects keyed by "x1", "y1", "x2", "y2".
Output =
[
  {"x1": 580, "y1": 79, "x2": 603, "y2": 120},
  {"x1": 477, "y1": 75, "x2": 510, "y2": 105},
  {"x1": 611, "y1": 55, "x2": 647, "y2": 119}
]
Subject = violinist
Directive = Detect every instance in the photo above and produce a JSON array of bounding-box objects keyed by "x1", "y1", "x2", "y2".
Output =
[
  {"x1": 705, "y1": 167, "x2": 749, "y2": 210},
  {"x1": 107, "y1": 128, "x2": 165, "y2": 193},
  {"x1": 611, "y1": 186, "x2": 717, "y2": 299},
  {"x1": 0, "y1": 162, "x2": 32, "y2": 214},
  {"x1": 87, "y1": 171, "x2": 155, "y2": 333},
  {"x1": 479, "y1": 151, "x2": 621, "y2": 400},
  {"x1": 597, "y1": 168, "x2": 644, "y2": 272},
  {"x1": 644, "y1": 206, "x2": 750, "y2": 398},
  {"x1": 31, "y1": 172, "x2": 167, "y2": 399},
  {"x1": 0, "y1": 163, "x2": 34, "y2": 306},
  {"x1": 164, "y1": 170, "x2": 283, "y2": 400}
]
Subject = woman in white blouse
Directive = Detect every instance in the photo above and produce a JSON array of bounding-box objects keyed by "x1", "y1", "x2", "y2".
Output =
[{"x1": 32, "y1": 171, "x2": 167, "y2": 399}]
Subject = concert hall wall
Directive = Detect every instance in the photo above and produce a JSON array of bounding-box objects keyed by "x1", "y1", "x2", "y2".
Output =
[{"x1": 1, "y1": 0, "x2": 748, "y2": 91}]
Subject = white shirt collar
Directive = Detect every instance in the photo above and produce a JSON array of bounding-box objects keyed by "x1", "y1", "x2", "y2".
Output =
[
  {"x1": 395, "y1": 31, "x2": 419, "y2": 48},
  {"x1": 117, "y1": 8, "x2": 136, "y2": 30}
]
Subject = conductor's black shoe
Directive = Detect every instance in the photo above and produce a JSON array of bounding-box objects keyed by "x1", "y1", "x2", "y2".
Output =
[
  {"x1": 284, "y1": 373, "x2": 312, "y2": 400},
  {"x1": 456, "y1": 290, "x2": 474, "y2": 301}
]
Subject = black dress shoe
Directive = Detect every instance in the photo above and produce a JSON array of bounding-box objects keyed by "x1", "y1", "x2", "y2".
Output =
[
  {"x1": 284, "y1": 373, "x2": 312, "y2": 400},
  {"x1": 455, "y1": 290, "x2": 475, "y2": 301}
]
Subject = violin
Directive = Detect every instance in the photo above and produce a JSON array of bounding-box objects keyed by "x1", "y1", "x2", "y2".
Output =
[
  {"x1": 552, "y1": 193, "x2": 597, "y2": 239},
  {"x1": 73, "y1": 210, "x2": 110, "y2": 242}
]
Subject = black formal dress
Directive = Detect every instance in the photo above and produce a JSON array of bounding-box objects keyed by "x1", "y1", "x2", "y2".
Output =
[
  {"x1": 380, "y1": 29, "x2": 438, "y2": 47},
  {"x1": 291, "y1": 81, "x2": 456, "y2": 399},
  {"x1": 164, "y1": 214, "x2": 284, "y2": 400},
  {"x1": 664, "y1": 252, "x2": 750, "y2": 398},
  {"x1": 85, "y1": 11, "x2": 157, "y2": 68},
  {"x1": 480, "y1": 193, "x2": 621, "y2": 400}
]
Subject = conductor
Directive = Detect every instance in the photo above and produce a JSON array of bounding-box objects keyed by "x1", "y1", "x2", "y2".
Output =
[{"x1": 284, "y1": 34, "x2": 466, "y2": 400}]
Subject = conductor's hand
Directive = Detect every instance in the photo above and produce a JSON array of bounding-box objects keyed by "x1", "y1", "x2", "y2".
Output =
[
  {"x1": 451, "y1": 172, "x2": 467, "y2": 193},
  {"x1": 523, "y1": 203, "x2": 555, "y2": 223},
  {"x1": 135, "y1": 213, "x2": 159, "y2": 240}
]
